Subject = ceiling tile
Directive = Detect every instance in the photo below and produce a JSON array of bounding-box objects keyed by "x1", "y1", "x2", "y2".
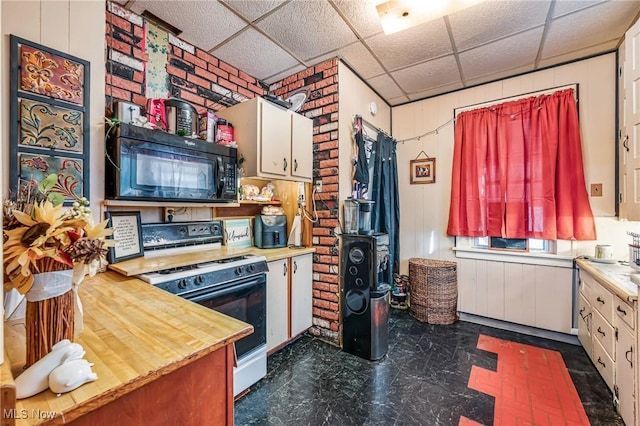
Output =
[
  {"x1": 391, "y1": 55, "x2": 460, "y2": 94},
  {"x1": 542, "y1": 1, "x2": 638, "y2": 59},
  {"x1": 407, "y1": 82, "x2": 464, "y2": 101},
  {"x1": 256, "y1": 0, "x2": 357, "y2": 61},
  {"x1": 365, "y1": 18, "x2": 451, "y2": 71},
  {"x1": 449, "y1": 0, "x2": 550, "y2": 52},
  {"x1": 224, "y1": 0, "x2": 286, "y2": 22},
  {"x1": 388, "y1": 95, "x2": 411, "y2": 106},
  {"x1": 130, "y1": 1, "x2": 247, "y2": 50},
  {"x1": 552, "y1": 0, "x2": 604, "y2": 18},
  {"x1": 465, "y1": 64, "x2": 533, "y2": 88},
  {"x1": 459, "y1": 27, "x2": 543, "y2": 81},
  {"x1": 332, "y1": 0, "x2": 384, "y2": 39},
  {"x1": 211, "y1": 27, "x2": 300, "y2": 80},
  {"x1": 312, "y1": 42, "x2": 384, "y2": 79},
  {"x1": 538, "y1": 40, "x2": 618, "y2": 69},
  {"x1": 367, "y1": 74, "x2": 404, "y2": 99}
]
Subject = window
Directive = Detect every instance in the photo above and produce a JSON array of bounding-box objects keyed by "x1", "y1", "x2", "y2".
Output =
[{"x1": 474, "y1": 237, "x2": 554, "y2": 253}]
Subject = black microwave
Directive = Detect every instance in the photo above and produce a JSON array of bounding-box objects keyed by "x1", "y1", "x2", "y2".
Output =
[{"x1": 105, "y1": 123, "x2": 237, "y2": 202}]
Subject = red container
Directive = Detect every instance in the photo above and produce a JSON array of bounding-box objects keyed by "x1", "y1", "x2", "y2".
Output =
[{"x1": 216, "y1": 119, "x2": 234, "y2": 145}]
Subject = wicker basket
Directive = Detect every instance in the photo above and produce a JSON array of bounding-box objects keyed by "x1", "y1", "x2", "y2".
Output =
[{"x1": 408, "y1": 258, "x2": 458, "y2": 324}]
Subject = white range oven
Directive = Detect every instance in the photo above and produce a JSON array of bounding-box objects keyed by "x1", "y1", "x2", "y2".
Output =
[{"x1": 136, "y1": 221, "x2": 268, "y2": 396}]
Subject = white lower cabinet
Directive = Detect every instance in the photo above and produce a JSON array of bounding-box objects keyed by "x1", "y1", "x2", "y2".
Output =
[
  {"x1": 578, "y1": 264, "x2": 637, "y2": 426},
  {"x1": 615, "y1": 318, "x2": 635, "y2": 426},
  {"x1": 266, "y1": 253, "x2": 314, "y2": 353},
  {"x1": 266, "y1": 259, "x2": 288, "y2": 352},
  {"x1": 290, "y1": 253, "x2": 313, "y2": 337}
]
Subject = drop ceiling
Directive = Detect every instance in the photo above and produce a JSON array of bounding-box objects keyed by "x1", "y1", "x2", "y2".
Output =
[{"x1": 120, "y1": 0, "x2": 640, "y2": 106}]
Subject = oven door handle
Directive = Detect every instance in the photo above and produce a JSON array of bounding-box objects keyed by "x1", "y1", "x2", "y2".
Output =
[{"x1": 193, "y1": 276, "x2": 264, "y2": 300}]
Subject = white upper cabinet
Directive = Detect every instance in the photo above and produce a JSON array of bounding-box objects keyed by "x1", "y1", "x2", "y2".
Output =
[{"x1": 217, "y1": 97, "x2": 313, "y2": 182}]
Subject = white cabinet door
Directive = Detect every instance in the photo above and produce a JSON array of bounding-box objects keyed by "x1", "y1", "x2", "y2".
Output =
[
  {"x1": 266, "y1": 259, "x2": 289, "y2": 352},
  {"x1": 624, "y1": 17, "x2": 640, "y2": 220},
  {"x1": 615, "y1": 320, "x2": 635, "y2": 426},
  {"x1": 290, "y1": 112, "x2": 313, "y2": 181},
  {"x1": 260, "y1": 100, "x2": 291, "y2": 177},
  {"x1": 290, "y1": 253, "x2": 313, "y2": 337},
  {"x1": 578, "y1": 293, "x2": 593, "y2": 359}
]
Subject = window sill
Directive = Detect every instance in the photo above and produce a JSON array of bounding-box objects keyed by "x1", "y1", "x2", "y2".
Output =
[{"x1": 453, "y1": 247, "x2": 574, "y2": 268}]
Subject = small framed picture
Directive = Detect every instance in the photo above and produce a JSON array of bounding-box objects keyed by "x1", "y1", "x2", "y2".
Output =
[
  {"x1": 223, "y1": 218, "x2": 253, "y2": 248},
  {"x1": 104, "y1": 211, "x2": 144, "y2": 263},
  {"x1": 410, "y1": 158, "x2": 436, "y2": 184}
]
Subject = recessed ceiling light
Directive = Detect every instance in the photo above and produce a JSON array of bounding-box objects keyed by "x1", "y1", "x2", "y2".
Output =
[{"x1": 376, "y1": 0, "x2": 485, "y2": 35}]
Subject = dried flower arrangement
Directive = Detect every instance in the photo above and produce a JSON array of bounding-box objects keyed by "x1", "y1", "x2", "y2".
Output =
[{"x1": 3, "y1": 174, "x2": 114, "y2": 365}]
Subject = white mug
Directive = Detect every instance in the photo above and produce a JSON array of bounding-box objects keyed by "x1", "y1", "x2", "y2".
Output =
[{"x1": 595, "y1": 244, "x2": 613, "y2": 259}]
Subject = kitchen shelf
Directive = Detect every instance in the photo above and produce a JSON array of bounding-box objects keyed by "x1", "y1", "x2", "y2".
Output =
[
  {"x1": 239, "y1": 200, "x2": 282, "y2": 205},
  {"x1": 102, "y1": 200, "x2": 241, "y2": 208}
]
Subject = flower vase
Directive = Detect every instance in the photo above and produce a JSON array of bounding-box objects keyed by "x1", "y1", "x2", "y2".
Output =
[{"x1": 25, "y1": 270, "x2": 75, "y2": 367}]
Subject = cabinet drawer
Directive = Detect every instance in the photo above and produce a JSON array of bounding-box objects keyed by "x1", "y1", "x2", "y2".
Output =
[
  {"x1": 578, "y1": 270, "x2": 592, "y2": 300},
  {"x1": 614, "y1": 297, "x2": 634, "y2": 330},
  {"x1": 592, "y1": 309, "x2": 615, "y2": 360},
  {"x1": 591, "y1": 283, "x2": 614, "y2": 324},
  {"x1": 592, "y1": 338, "x2": 614, "y2": 392}
]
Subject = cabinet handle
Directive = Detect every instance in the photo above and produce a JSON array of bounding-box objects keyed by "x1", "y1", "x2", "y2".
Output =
[
  {"x1": 283, "y1": 263, "x2": 287, "y2": 276},
  {"x1": 283, "y1": 158, "x2": 288, "y2": 172},
  {"x1": 597, "y1": 327, "x2": 606, "y2": 337},
  {"x1": 623, "y1": 134, "x2": 629, "y2": 152},
  {"x1": 579, "y1": 307, "x2": 586, "y2": 318},
  {"x1": 617, "y1": 305, "x2": 627, "y2": 316},
  {"x1": 293, "y1": 261, "x2": 298, "y2": 274},
  {"x1": 596, "y1": 296, "x2": 605, "y2": 304},
  {"x1": 597, "y1": 357, "x2": 606, "y2": 368},
  {"x1": 625, "y1": 347, "x2": 634, "y2": 367},
  {"x1": 294, "y1": 159, "x2": 298, "y2": 172}
]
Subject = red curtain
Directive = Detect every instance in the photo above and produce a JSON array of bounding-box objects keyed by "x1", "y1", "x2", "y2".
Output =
[{"x1": 447, "y1": 88, "x2": 596, "y2": 240}]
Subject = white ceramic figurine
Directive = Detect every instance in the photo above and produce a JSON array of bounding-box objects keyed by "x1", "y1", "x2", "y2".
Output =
[
  {"x1": 48, "y1": 359, "x2": 98, "y2": 395},
  {"x1": 15, "y1": 340, "x2": 85, "y2": 399}
]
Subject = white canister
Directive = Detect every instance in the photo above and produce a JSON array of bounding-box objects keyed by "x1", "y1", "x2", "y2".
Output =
[{"x1": 595, "y1": 244, "x2": 613, "y2": 259}]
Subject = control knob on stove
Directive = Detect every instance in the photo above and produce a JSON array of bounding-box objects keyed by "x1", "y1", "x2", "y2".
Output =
[
  {"x1": 235, "y1": 266, "x2": 244, "y2": 275},
  {"x1": 248, "y1": 264, "x2": 256, "y2": 272},
  {"x1": 177, "y1": 279, "x2": 188, "y2": 289},
  {"x1": 195, "y1": 275, "x2": 204, "y2": 285}
]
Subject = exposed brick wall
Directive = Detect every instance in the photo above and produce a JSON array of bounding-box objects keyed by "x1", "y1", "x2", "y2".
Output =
[
  {"x1": 105, "y1": 2, "x2": 265, "y2": 114},
  {"x1": 271, "y1": 59, "x2": 341, "y2": 344}
]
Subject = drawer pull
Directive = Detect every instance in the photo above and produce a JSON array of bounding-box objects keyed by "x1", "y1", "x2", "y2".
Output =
[
  {"x1": 596, "y1": 296, "x2": 605, "y2": 304},
  {"x1": 617, "y1": 305, "x2": 627, "y2": 315},
  {"x1": 625, "y1": 347, "x2": 634, "y2": 368},
  {"x1": 597, "y1": 357, "x2": 606, "y2": 368},
  {"x1": 597, "y1": 327, "x2": 606, "y2": 337}
]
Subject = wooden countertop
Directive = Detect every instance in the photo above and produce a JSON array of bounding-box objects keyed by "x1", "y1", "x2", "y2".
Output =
[
  {"x1": 4, "y1": 271, "x2": 252, "y2": 425},
  {"x1": 576, "y1": 258, "x2": 638, "y2": 303},
  {"x1": 109, "y1": 245, "x2": 316, "y2": 276}
]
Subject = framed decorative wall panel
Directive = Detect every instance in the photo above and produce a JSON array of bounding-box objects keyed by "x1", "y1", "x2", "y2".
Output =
[{"x1": 10, "y1": 35, "x2": 90, "y2": 204}]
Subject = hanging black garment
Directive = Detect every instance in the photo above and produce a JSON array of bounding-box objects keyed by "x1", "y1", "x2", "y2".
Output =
[
  {"x1": 353, "y1": 116, "x2": 370, "y2": 185},
  {"x1": 371, "y1": 132, "x2": 400, "y2": 282}
]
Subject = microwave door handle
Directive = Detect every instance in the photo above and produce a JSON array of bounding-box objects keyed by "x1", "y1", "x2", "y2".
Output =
[{"x1": 216, "y1": 157, "x2": 224, "y2": 198}]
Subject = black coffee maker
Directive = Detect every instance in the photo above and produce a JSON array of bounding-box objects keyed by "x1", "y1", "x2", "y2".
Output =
[{"x1": 254, "y1": 215, "x2": 287, "y2": 248}]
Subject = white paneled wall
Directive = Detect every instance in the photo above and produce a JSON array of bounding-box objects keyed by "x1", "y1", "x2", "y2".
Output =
[{"x1": 458, "y1": 259, "x2": 574, "y2": 333}]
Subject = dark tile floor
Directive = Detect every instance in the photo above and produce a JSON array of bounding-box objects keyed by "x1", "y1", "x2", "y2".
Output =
[{"x1": 235, "y1": 310, "x2": 624, "y2": 426}]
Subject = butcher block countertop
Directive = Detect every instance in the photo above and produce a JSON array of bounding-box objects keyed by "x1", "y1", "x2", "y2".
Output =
[
  {"x1": 576, "y1": 258, "x2": 638, "y2": 303},
  {"x1": 3, "y1": 271, "x2": 252, "y2": 426},
  {"x1": 109, "y1": 245, "x2": 316, "y2": 276}
]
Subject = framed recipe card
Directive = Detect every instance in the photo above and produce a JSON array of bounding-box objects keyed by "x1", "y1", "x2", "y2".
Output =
[{"x1": 105, "y1": 211, "x2": 144, "y2": 263}]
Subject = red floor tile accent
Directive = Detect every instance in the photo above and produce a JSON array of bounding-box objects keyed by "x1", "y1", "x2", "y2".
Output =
[{"x1": 463, "y1": 334, "x2": 590, "y2": 426}]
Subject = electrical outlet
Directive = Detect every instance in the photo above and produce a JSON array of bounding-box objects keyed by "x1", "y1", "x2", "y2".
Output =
[
  {"x1": 590, "y1": 183, "x2": 603, "y2": 197},
  {"x1": 315, "y1": 180, "x2": 322, "y2": 192},
  {"x1": 165, "y1": 207, "x2": 191, "y2": 222}
]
